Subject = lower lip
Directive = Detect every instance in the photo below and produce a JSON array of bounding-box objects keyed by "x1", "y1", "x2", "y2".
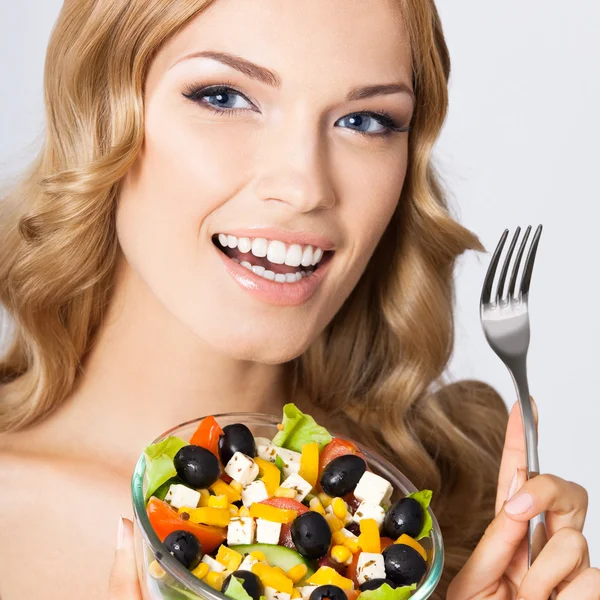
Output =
[{"x1": 214, "y1": 243, "x2": 333, "y2": 306}]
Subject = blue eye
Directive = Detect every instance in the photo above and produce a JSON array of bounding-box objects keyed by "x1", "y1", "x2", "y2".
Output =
[{"x1": 182, "y1": 84, "x2": 411, "y2": 138}]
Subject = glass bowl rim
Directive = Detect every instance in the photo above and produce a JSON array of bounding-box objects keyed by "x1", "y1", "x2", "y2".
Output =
[{"x1": 131, "y1": 411, "x2": 444, "y2": 600}]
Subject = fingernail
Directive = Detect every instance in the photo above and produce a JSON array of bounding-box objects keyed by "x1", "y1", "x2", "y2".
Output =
[
  {"x1": 506, "y1": 469, "x2": 519, "y2": 501},
  {"x1": 505, "y1": 492, "x2": 533, "y2": 515},
  {"x1": 117, "y1": 515, "x2": 125, "y2": 549},
  {"x1": 530, "y1": 395, "x2": 538, "y2": 423}
]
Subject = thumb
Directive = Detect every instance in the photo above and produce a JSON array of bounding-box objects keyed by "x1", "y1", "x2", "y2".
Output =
[
  {"x1": 108, "y1": 516, "x2": 143, "y2": 600},
  {"x1": 449, "y1": 468, "x2": 529, "y2": 597}
]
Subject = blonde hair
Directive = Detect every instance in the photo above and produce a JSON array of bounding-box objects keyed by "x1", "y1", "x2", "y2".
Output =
[{"x1": 0, "y1": 1, "x2": 508, "y2": 596}]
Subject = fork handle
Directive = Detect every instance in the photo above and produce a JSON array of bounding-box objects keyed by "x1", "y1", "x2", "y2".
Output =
[{"x1": 509, "y1": 362, "x2": 557, "y2": 600}]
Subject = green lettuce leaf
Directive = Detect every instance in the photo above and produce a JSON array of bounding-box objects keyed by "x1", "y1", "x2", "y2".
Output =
[
  {"x1": 223, "y1": 576, "x2": 253, "y2": 600},
  {"x1": 272, "y1": 403, "x2": 332, "y2": 453},
  {"x1": 358, "y1": 583, "x2": 417, "y2": 600},
  {"x1": 143, "y1": 436, "x2": 189, "y2": 501},
  {"x1": 406, "y1": 489, "x2": 433, "y2": 540}
]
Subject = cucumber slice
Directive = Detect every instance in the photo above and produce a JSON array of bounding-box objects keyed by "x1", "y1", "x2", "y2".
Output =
[{"x1": 230, "y1": 544, "x2": 316, "y2": 578}]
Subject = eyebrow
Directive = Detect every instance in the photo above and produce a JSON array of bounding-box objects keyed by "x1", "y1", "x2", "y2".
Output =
[{"x1": 173, "y1": 50, "x2": 415, "y2": 104}]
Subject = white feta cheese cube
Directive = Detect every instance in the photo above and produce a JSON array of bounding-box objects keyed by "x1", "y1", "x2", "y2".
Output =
[
  {"x1": 264, "y1": 587, "x2": 291, "y2": 600},
  {"x1": 227, "y1": 517, "x2": 256, "y2": 545},
  {"x1": 275, "y1": 447, "x2": 302, "y2": 478},
  {"x1": 280, "y1": 473, "x2": 313, "y2": 502},
  {"x1": 242, "y1": 480, "x2": 269, "y2": 507},
  {"x1": 338, "y1": 527, "x2": 358, "y2": 540},
  {"x1": 256, "y1": 437, "x2": 279, "y2": 463},
  {"x1": 356, "y1": 552, "x2": 386, "y2": 585},
  {"x1": 164, "y1": 484, "x2": 201, "y2": 510},
  {"x1": 352, "y1": 501, "x2": 386, "y2": 528},
  {"x1": 238, "y1": 554, "x2": 259, "y2": 572},
  {"x1": 225, "y1": 451, "x2": 260, "y2": 485},
  {"x1": 256, "y1": 518, "x2": 282, "y2": 544},
  {"x1": 299, "y1": 586, "x2": 318, "y2": 600},
  {"x1": 353, "y1": 471, "x2": 393, "y2": 506},
  {"x1": 201, "y1": 554, "x2": 225, "y2": 572}
]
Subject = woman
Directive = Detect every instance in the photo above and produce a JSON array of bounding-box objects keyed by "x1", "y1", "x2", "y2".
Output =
[{"x1": 0, "y1": 0, "x2": 595, "y2": 598}]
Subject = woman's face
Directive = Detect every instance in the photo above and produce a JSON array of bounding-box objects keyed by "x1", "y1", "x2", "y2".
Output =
[{"x1": 117, "y1": 0, "x2": 414, "y2": 363}]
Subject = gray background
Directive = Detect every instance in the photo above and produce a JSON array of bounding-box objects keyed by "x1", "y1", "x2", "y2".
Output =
[{"x1": 1, "y1": 1, "x2": 598, "y2": 559}]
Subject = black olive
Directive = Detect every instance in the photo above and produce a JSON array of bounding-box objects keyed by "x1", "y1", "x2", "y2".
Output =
[
  {"x1": 382, "y1": 498, "x2": 424, "y2": 539},
  {"x1": 164, "y1": 530, "x2": 203, "y2": 569},
  {"x1": 174, "y1": 444, "x2": 221, "y2": 488},
  {"x1": 358, "y1": 579, "x2": 397, "y2": 591},
  {"x1": 290, "y1": 511, "x2": 332, "y2": 559},
  {"x1": 309, "y1": 584, "x2": 347, "y2": 600},
  {"x1": 382, "y1": 543, "x2": 427, "y2": 586},
  {"x1": 222, "y1": 570, "x2": 264, "y2": 600},
  {"x1": 319, "y1": 455, "x2": 367, "y2": 497},
  {"x1": 218, "y1": 423, "x2": 257, "y2": 465},
  {"x1": 345, "y1": 522, "x2": 361, "y2": 537}
]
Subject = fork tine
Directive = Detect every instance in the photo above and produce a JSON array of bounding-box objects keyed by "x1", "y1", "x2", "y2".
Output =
[
  {"x1": 508, "y1": 225, "x2": 532, "y2": 298},
  {"x1": 496, "y1": 227, "x2": 521, "y2": 302},
  {"x1": 481, "y1": 229, "x2": 509, "y2": 305},
  {"x1": 519, "y1": 224, "x2": 543, "y2": 297}
]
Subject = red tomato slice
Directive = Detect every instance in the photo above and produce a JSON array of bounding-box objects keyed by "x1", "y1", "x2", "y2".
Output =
[
  {"x1": 319, "y1": 438, "x2": 367, "y2": 476},
  {"x1": 190, "y1": 415, "x2": 223, "y2": 459},
  {"x1": 380, "y1": 536, "x2": 395, "y2": 551},
  {"x1": 260, "y1": 497, "x2": 309, "y2": 549},
  {"x1": 345, "y1": 551, "x2": 361, "y2": 587},
  {"x1": 146, "y1": 497, "x2": 226, "y2": 554}
]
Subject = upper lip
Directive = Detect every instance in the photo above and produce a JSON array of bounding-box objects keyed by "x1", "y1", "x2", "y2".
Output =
[{"x1": 212, "y1": 227, "x2": 337, "y2": 251}]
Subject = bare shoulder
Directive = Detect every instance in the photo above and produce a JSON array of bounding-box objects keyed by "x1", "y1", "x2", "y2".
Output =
[{"x1": 0, "y1": 432, "x2": 131, "y2": 599}]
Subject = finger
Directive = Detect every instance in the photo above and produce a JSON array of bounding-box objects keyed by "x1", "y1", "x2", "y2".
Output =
[
  {"x1": 503, "y1": 473, "x2": 588, "y2": 533},
  {"x1": 446, "y1": 487, "x2": 530, "y2": 597},
  {"x1": 517, "y1": 527, "x2": 590, "y2": 600},
  {"x1": 557, "y1": 568, "x2": 600, "y2": 600},
  {"x1": 495, "y1": 397, "x2": 539, "y2": 515},
  {"x1": 108, "y1": 516, "x2": 143, "y2": 600}
]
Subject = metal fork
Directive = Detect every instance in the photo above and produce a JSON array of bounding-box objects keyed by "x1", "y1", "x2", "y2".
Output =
[{"x1": 480, "y1": 225, "x2": 556, "y2": 599}]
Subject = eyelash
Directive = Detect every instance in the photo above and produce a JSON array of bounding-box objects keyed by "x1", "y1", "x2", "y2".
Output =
[{"x1": 182, "y1": 82, "x2": 412, "y2": 138}]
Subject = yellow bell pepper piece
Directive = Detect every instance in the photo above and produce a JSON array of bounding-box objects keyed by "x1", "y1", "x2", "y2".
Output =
[
  {"x1": 210, "y1": 479, "x2": 242, "y2": 503},
  {"x1": 395, "y1": 534, "x2": 427, "y2": 561},
  {"x1": 358, "y1": 518, "x2": 380, "y2": 553},
  {"x1": 291, "y1": 589, "x2": 301, "y2": 599},
  {"x1": 249, "y1": 503, "x2": 297, "y2": 523},
  {"x1": 198, "y1": 489, "x2": 211, "y2": 507},
  {"x1": 178, "y1": 506, "x2": 230, "y2": 527},
  {"x1": 255, "y1": 457, "x2": 281, "y2": 497},
  {"x1": 299, "y1": 442, "x2": 319, "y2": 489},
  {"x1": 287, "y1": 564, "x2": 308, "y2": 584},
  {"x1": 306, "y1": 566, "x2": 353, "y2": 590},
  {"x1": 208, "y1": 494, "x2": 229, "y2": 509},
  {"x1": 216, "y1": 545, "x2": 243, "y2": 571},
  {"x1": 252, "y1": 563, "x2": 294, "y2": 594}
]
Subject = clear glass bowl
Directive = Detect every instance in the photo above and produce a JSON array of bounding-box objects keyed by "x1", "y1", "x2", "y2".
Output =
[{"x1": 131, "y1": 412, "x2": 444, "y2": 600}]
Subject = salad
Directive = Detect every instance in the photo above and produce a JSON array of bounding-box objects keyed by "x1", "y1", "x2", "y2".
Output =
[{"x1": 142, "y1": 404, "x2": 434, "y2": 600}]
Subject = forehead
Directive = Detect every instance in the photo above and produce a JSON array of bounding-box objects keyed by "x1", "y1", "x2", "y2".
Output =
[{"x1": 154, "y1": 0, "x2": 412, "y2": 90}]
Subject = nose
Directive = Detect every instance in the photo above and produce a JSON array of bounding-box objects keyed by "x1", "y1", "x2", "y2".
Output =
[{"x1": 252, "y1": 117, "x2": 337, "y2": 213}]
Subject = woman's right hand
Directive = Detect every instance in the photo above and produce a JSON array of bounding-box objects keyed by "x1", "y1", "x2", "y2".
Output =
[{"x1": 109, "y1": 516, "x2": 143, "y2": 599}]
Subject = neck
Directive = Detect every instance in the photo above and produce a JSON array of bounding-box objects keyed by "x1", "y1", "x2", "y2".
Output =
[{"x1": 34, "y1": 256, "x2": 299, "y2": 470}]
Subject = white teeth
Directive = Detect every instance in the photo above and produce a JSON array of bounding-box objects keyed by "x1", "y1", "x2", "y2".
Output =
[
  {"x1": 311, "y1": 247, "x2": 323, "y2": 266},
  {"x1": 240, "y1": 261, "x2": 252, "y2": 269},
  {"x1": 301, "y1": 245, "x2": 314, "y2": 267},
  {"x1": 285, "y1": 273, "x2": 297, "y2": 283},
  {"x1": 218, "y1": 233, "x2": 229, "y2": 247},
  {"x1": 284, "y1": 244, "x2": 303, "y2": 267},
  {"x1": 263, "y1": 270, "x2": 275, "y2": 281},
  {"x1": 266, "y1": 240, "x2": 287, "y2": 265},
  {"x1": 251, "y1": 238, "x2": 268, "y2": 258},
  {"x1": 252, "y1": 265, "x2": 265, "y2": 276},
  {"x1": 237, "y1": 237, "x2": 253, "y2": 253},
  {"x1": 274, "y1": 274, "x2": 286, "y2": 283},
  {"x1": 227, "y1": 235, "x2": 237, "y2": 248}
]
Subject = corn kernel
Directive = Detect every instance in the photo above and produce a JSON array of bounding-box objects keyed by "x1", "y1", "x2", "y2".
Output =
[
  {"x1": 330, "y1": 545, "x2": 352, "y2": 565},
  {"x1": 317, "y1": 493, "x2": 332, "y2": 507},
  {"x1": 331, "y1": 498, "x2": 348, "y2": 520},
  {"x1": 192, "y1": 562, "x2": 210, "y2": 580},
  {"x1": 324, "y1": 512, "x2": 343, "y2": 533},
  {"x1": 250, "y1": 551, "x2": 267, "y2": 563},
  {"x1": 198, "y1": 488, "x2": 211, "y2": 507},
  {"x1": 229, "y1": 504, "x2": 240, "y2": 517},
  {"x1": 239, "y1": 506, "x2": 251, "y2": 518},
  {"x1": 149, "y1": 560, "x2": 166, "y2": 579},
  {"x1": 309, "y1": 497, "x2": 326, "y2": 516},
  {"x1": 275, "y1": 487, "x2": 297, "y2": 499},
  {"x1": 292, "y1": 589, "x2": 301, "y2": 599},
  {"x1": 287, "y1": 563, "x2": 308, "y2": 583},
  {"x1": 208, "y1": 494, "x2": 229, "y2": 509},
  {"x1": 204, "y1": 571, "x2": 225, "y2": 591},
  {"x1": 332, "y1": 531, "x2": 347, "y2": 546},
  {"x1": 230, "y1": 481, "x2": 243, "y2": 494},
  {"x1": 343, "y1": 537, "x2": 360, "y2": 554}
]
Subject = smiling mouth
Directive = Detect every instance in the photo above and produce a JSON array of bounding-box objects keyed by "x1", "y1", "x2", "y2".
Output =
[{"x1": 211, "y1": 235, "x2": 333, "y2": 276}]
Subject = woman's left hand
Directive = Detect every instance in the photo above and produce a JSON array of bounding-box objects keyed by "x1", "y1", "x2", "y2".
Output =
[
  {"x1": 108, "y1": 516, "x2": 143, "y2": 599},
  {"x1": 447, "y1": 399, "x2": 598, "y2": 599}
]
